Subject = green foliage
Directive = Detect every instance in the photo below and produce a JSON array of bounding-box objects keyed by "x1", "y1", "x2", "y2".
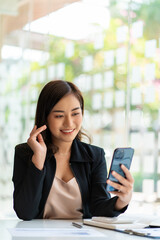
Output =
[
  {"x1": 133, "y1": 0, "x2": 160, "y2": 39},
  {"x1": 133, "y1": 172, "x2": 143, "y2": 192}
]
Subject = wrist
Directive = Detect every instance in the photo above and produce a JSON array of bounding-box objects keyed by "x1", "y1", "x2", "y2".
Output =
[
  {"x1": 115, "y1": 198, "x2": 128, "y2": 211},
  {"x1": 32, "y1": 155, "x2": 45, "y2": 170}
]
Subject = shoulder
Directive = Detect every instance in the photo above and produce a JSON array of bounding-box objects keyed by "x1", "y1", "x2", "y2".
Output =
[
  {"x1": 80, "y1": 141, "x2": 104, "y2": 152},
  {"x1": 78, "y1": 141, "x2": 105, "y2": 160}
]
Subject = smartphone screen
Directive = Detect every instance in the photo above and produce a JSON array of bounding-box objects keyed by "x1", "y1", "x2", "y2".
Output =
[{"x1": 107, "y1": 147, "x2": 134, "y2": 192}]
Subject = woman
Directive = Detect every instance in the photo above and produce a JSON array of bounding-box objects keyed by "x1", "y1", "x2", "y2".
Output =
[{"x1": 12, "y1": 80, "x2": 134, "y2": 220}]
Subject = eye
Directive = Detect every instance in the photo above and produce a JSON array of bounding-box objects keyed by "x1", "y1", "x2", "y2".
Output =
[
  {"x1": 55, "y1": 115, "x2": 64, "y2": 118},
  {"x1": 72, "y1": 112, "x2": 80, "y2": 116}
]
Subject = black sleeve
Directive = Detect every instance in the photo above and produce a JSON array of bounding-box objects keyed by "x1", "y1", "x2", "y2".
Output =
[
  {"x1": 90, "y1": 148, "x2": 127, "y2": 217},
  {"x1": 12, "y1": 144, "x2": 46, "y2": 220}
]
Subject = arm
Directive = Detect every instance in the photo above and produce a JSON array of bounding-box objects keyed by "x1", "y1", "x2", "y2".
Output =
[
  {"x1": 107, "y1": 165, "x2": 134, "y2": 211},
  {"x1": 12, "y1": 144, "x2": 46, "y2": 220},
  {"x1": 12, "y1": 125, "x2": 47, "y2": 220},
  {"x1": 90, "y1": 149, "x2": 130, "y2": 217}
]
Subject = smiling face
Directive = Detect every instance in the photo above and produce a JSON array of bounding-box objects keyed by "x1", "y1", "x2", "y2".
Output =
[{"x1": 47, "y1": 93, "x2": 83, "y2": 147}]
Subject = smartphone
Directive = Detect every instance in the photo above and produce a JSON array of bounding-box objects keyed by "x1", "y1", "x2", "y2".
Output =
[{"x1": 107, "y1": 147, "x2": 134, "y2": 192}]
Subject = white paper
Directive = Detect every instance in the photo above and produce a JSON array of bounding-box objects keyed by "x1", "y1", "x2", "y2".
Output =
[
  {"x1": 114, "y1": 111, "x2": 125, "y2": 128},
  {"x1": 92, "y1": 93, "x2": 102, "y2": 110},
  {"x1": 115, "y1": 90, "x2": 125, "y2": 107},
  {"x1": 94, "y1": 34, "x2": 104, "y2": 49},
  {"x1": 93, "y1": 73, "x2": 103, "y2": 89},
  {"x1": 102, "y1": 133, "x2": 112, "y2": 149},
  {"x1": 131, "y1": 21, "x2": 143, "y2": 39},
  {"x1": 74, "y1": 75, "x2": 91, "y2": 92},
  {"x1": 8, "y1": 228, "x2": 104, "y2": 237},
  {"x1": 145, "y1": 39, "x2": 156, "y2": 58},
  {"x1": 131, "y1": 88, "x2": 142, "y2": 105},
  {"x1": 92, "y1": 114, "x2": 102, "y2": 130},
  {"x1": 92, "y1": 134, "x2": 101, "y2": 146},
  {"x1": 142, "y1": 179, "x2": 154, "y2": 195},
  {"x1": 83, "y1": 110, "x2": 91, "y2": 129},
  {"x1": 83, "y1": 56, "x2": 93, "y2": 72},
  {"x1": 101, "y1": 112, "x2": 112, "y2": 128},
  {"x1": 131, "y1": 66, "x2": 141, "y2": 83},
  {"x1": 144, "y1": 87, "x2": 155, "y2": 103},
  {"x1": 65, "y1": 42, "x2": 74, "y2": 58},
  {"x1": 144, "y1": 63, "x2": 155, "y2": 82},
  {"x1": 143, "y1": 132, "x2": 154, "y2": 150},
  {"x1": 114, "y1": 133, "x2": 125, "y2": 147},
  {"x1": 104, "y1": 50, "x2": 114, "y2": 67},
  {"x1": 131, "y1": 155, "x2": 140, "y2": 172},
  {"x1": 30, "y1": 103, "x2": 37, "y2": 118},
  {"x1": 130, "y1": 132, "x2": 142, "y2": 148},
  {"x1": 56, "y1": 63, "x2": 65, "y2": 78},
  {"x1": 92, "y1": 215, "x2": 135, "y2": 224},
  {"x1": 31, "y1": 71, "x2": 38, "y2": 84},
  {"x1": 39, "y1": 68, "x2": 46, "y2": 83},
  {"x1": 143, "y1": 155, "x2": 154, "y2": 173},
  {"x1": 116, "y1": 25, "x2": 128, "y2": 43},
  {"x1": 30, "y1": 88, "x2": 38, "y2": 101},
  {"x1": 104, "y1": 92, "x2": 113, "y2": 108},
  {"x1": 130, "y1": 110, "x2": 142, "y2": 128},
  {"x1": 104, "y1": 71, "x2": 114, "y2": 87},
  {"x1": 116, "y1": 47, "x2": 126, "y2": 65},
  {"x1": 48, "y1": 65, "x2": 56, "y2": 80}
]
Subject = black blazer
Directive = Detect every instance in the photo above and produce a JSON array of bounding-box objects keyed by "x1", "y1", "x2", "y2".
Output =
[{"x1": 12, "y1": 139, "x2": 126, "y2": 220}]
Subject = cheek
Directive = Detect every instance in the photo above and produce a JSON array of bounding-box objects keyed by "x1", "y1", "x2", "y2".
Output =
[
  {"x1": 47, "y1": 116, "x2": 57, "y2": 129},
  {"x1": 76, "y1": 116, "x2": 83, "y2": 126}
]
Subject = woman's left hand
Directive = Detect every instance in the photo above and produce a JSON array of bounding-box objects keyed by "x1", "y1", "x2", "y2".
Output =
[{"x1": 106, "y1": 164, "x2": 134, "y2": 210}]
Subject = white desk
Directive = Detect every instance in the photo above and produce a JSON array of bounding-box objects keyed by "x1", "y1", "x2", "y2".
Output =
[{"x1": 0, "y1": 218, "x2": 151, "y2": 240}]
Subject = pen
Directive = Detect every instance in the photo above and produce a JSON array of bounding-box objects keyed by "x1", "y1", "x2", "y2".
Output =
[
  {"x1": 72, "y1": 222, "x2": 83, "y2": 228},
  {"x1": 125, "y1": 229, "x2": 150, "y2": 237}
]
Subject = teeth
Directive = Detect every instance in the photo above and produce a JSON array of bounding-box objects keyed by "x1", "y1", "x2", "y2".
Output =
[{"x1": 62, "y1": 129, "x2": 73, "y2": 133}]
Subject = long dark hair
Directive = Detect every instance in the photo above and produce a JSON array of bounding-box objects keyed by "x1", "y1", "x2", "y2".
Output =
[{"x1": 35, "y1": 80, "x2": 91, "y2": 152}]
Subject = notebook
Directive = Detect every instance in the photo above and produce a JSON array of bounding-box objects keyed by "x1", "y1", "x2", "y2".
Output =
[
  {"x1": 83, "y1": 216, "x2": 147, "y2": 230},
  {"x1": 83, "y1": 215, "x2": 160, "y2": 238}
]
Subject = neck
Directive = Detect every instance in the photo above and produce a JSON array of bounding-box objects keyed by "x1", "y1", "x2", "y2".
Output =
[{"x1": 53, "y1": 140, "x2": 72, "y2": 155}]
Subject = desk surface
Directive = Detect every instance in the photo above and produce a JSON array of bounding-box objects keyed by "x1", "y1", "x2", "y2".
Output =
[{"x1": 0, "y1": 218, "x2": 152, "y2": 240}]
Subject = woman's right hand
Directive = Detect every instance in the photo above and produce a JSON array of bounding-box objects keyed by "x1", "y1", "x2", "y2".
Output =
[{"x1": 27, "y1": 125, "x2": 47, "y2": 170}]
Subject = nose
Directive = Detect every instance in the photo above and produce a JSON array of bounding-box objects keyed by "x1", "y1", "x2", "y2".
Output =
[{"x1": 63, "y1": 115, "x2": 73, "y2": 128}]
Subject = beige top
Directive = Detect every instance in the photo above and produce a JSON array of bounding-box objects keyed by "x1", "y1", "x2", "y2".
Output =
[{"x1": 43, "y1": 176, "x2": 83, "y2": 219}]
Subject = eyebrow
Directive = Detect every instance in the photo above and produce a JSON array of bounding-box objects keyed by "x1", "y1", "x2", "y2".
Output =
[{"x1": 52, "y1": 107, "x2": 81, "y2": 113}]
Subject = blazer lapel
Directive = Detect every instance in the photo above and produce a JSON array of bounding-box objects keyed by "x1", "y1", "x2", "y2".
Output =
[{"x1": 70, "y1": 139, "x2": 92, "y2": 163}]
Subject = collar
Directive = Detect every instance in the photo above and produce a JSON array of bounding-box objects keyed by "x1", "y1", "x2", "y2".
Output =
[
  {"x1": 46, "y1": 139, "x2": 92, "y2": 163},
  {"x1": 70, "y1": 138, "x2": 92, "y2": 163}
]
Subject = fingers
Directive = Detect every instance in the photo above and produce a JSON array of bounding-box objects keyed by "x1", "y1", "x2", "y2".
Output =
[
  {"x1": 121, "y1": 164, "x2": 134, "y2": 183},
  {"x1": 106, "y1": 165, "x2": 134, "y2": 193},
  {"x1": 37, "y1": 133, "x2": 44, "y2": 143},
  {"x1": 30, "y1": 125, "x2": 47, "y2": 138},
  {"x1": 107, "y1": 165, "x2": 134, "y2": 208},
  {"x1": 27, "y1": 125, "x2": 47, "y2": 147},
  {"x1": 107, "y1": 179, "x2": 128, "y2": 193},
  {"x1": 107, "y1": 179, "x2": 124, "y2": 193},
  {"x1": 30, "y1": 125, "x2": 37, "y2": 135},
  {"x1": 111, "y1": 165, "x2": 134, "y2": 185}
]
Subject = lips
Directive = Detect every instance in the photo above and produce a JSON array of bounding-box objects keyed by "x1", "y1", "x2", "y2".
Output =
[{"x1": 61, "y1": 129, "x2": 75, "y2": 134}]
